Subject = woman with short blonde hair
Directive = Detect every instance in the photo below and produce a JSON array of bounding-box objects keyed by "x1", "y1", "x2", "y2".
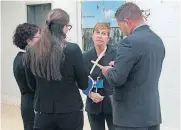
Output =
[{"x1": 83, "y1": 22, "x2": 116, "y2": 130}]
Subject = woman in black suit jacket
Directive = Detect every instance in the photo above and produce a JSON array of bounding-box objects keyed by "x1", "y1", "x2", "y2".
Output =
[
  {"x1": 13, "y1": 23, "x2": 40, "y2": 130},
  {"x1": 23, "y1": 9, "x2": 88, "y2": 130},
  {"x1": 83, "y1": 22, "x2": 116, "y2": 130}
]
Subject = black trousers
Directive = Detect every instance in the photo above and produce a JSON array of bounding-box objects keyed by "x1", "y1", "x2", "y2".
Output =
[
  {"x1": 21, "y1": 93, "x2": 35, "y2": 130},
  {"x1": 115, "y1": 125, "x2": 160, "y2": 130},
  {"x1": 87, "y1": 112, "x2": 115, "y2": 130},
  {"x1": 34, "y1": 111, "x2": 83, "y2": 130}
]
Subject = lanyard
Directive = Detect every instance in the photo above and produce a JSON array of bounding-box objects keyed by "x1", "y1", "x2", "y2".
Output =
[{"x1": 90, "y1": 46, "x2": 107, "y2": 74}]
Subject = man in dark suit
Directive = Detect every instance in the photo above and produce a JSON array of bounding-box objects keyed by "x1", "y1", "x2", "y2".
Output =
[{"x1": 102, "y1": 2, "x2": 165, "y2": 130}]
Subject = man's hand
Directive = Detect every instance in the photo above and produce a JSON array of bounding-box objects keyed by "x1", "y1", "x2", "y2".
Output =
[
  {"x1": 102, "y1": 66, "x2": 112, "y2": 76},
  {"x1": 89, "y1": 92, "x2": 104, "y2": 103},
  {"x1": 109, "y1": 61, "x2": 115, "y2": 67}
]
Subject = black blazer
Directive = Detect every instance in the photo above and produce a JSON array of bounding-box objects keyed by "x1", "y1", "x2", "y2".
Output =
[
  {"x1": 83, "y1": 45, "x2": 116, "y2": 114},
  {"x1": 13, "y1": 52, "x2": 34, "y2": 95},
  {"x1": 24, "y1": 43, "x2": 88, "y2": 113},
  {"x1": 106, "y1": 25, "x2": 165, "y2": 127}
]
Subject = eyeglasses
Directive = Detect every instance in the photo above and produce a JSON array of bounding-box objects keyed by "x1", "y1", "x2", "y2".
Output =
[{"x1": 66, "y1": 24, "x2": 72, "y2": 30}]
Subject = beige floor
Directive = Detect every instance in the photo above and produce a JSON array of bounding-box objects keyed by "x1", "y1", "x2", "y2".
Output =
[
  {"x1": 1, "y1": 104, "x2": 91, "y2": 130},
  {"x1": 1, "y1": 104, "x2": 177, "y2": 130}
]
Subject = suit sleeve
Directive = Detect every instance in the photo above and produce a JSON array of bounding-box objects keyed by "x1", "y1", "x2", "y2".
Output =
[
  {"x1": 105, "y1": 39, "x2": 135, "y2": 87},
  {"x1": 73, "y1": 44, "x2": 88, "y2": 90},
  {"x1": 13, "y1": 56, "x2": 32, "y2": 95}
]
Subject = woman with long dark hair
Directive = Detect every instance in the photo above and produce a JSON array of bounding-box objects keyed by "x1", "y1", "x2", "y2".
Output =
[{"x1": 24, "y1": 8, "x2": 88, "y2": 130}]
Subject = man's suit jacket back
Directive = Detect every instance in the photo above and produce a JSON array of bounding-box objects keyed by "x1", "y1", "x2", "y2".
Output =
[{"x1": 106, "y1": 25, "x2": 165, "y2": 127}]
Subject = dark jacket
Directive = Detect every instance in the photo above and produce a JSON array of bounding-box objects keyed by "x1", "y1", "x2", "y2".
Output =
[
  {"x1": 106, "y1": 25, "x2": 165, "y2": 127},
  {"x1": 24, "y1": 43, "x2": 88, "y2": 113},
  {"x1": 13, "y1": 52, "x2": 34, "y2": 95},
  {"x1": 83, "y1": 45, "x2": 116, "y2": 114}
]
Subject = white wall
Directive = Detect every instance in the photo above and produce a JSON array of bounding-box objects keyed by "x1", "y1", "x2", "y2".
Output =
[
  {"x1": 152, "y1": 3, "x2": 180, "y2": 129},
  {"x1": 136, "y1": 1, "x2": 180, "y2": 129},
  {"x1": 1, "y1": 1, "x2": 27, "y2": 105}
]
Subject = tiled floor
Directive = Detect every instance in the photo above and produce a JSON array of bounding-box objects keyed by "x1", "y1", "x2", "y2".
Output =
[{"x1": 1, "y1": 104, "x2": 91, "y2": 130}]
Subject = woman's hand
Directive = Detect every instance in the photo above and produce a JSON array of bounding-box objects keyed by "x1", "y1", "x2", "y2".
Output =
[{"x1": 89, "y1": 92, "x2": 104, "y2": 103}]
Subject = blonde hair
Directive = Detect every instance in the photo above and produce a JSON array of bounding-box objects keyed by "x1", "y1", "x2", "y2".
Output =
[{"x1": 93, "y1": 22, "x2": 110, "y2": 37}]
